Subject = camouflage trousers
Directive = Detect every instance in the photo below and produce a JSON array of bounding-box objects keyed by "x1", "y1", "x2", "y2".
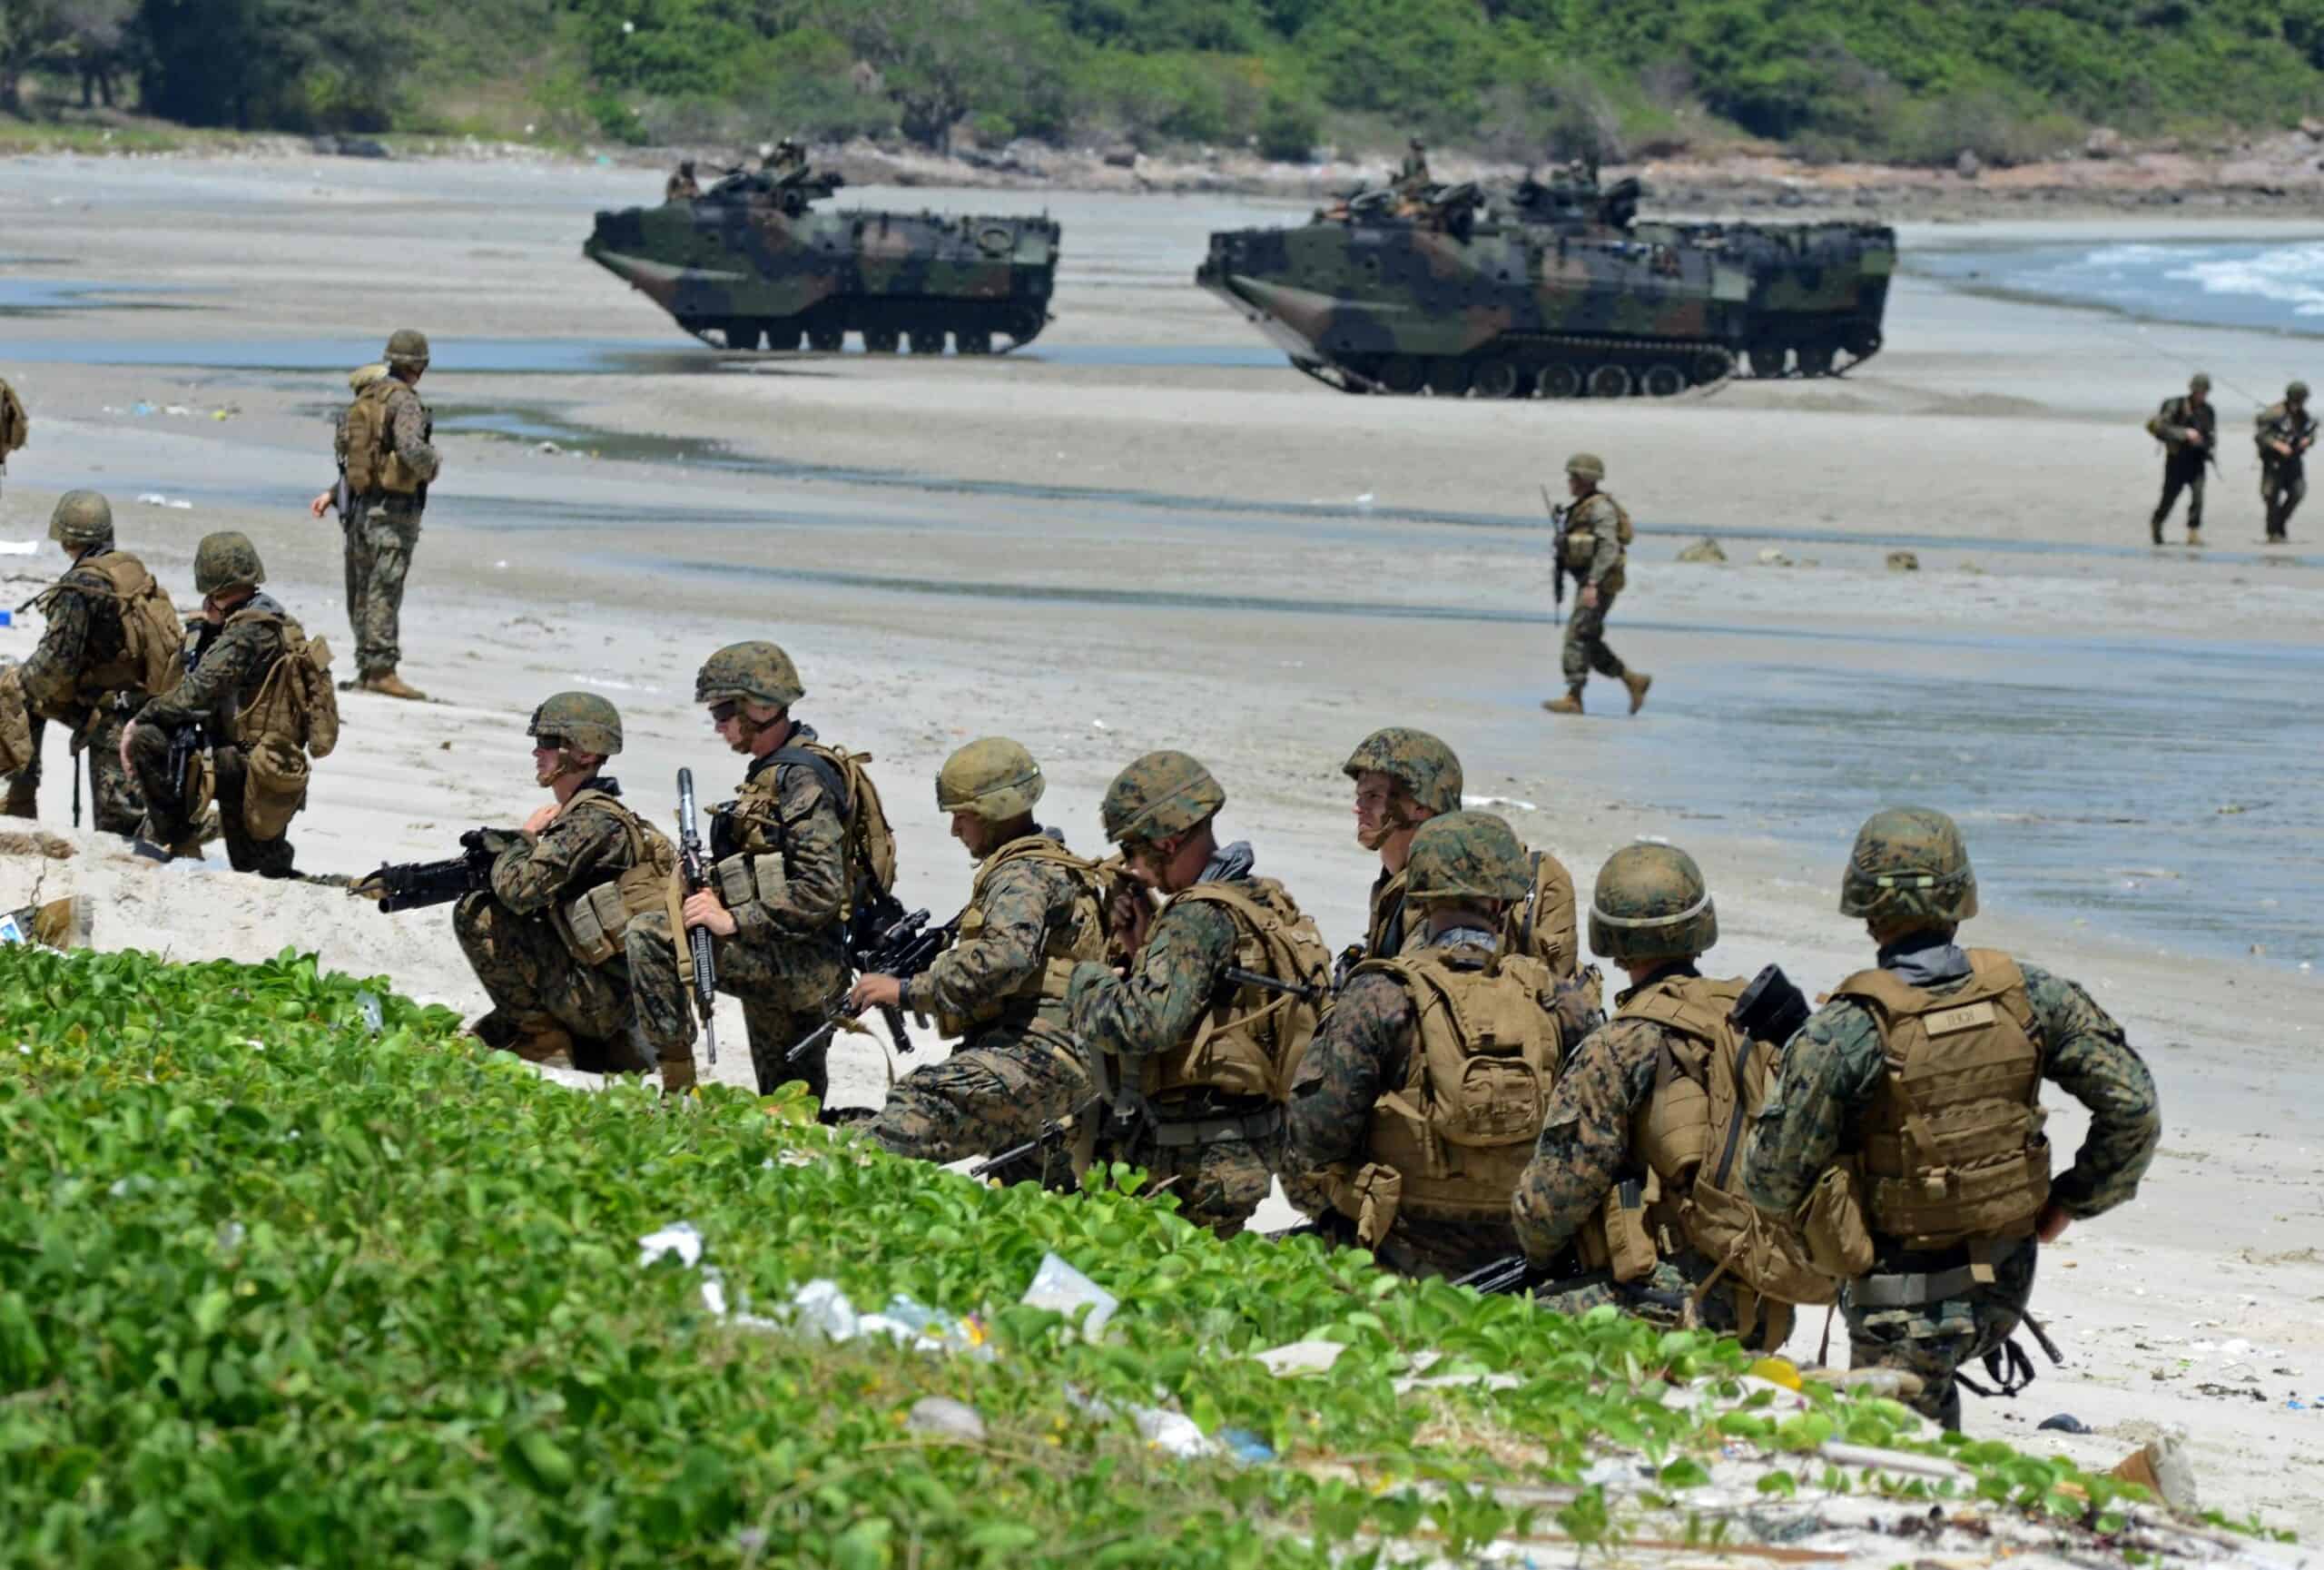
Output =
[
  {"x1": 2262, "y1": 461, "x2": 2306, "y2": 539},
  {"x1": 1841, "y1": 1239, "x2": 2038, "y2": 1432},
  {"x1": 454, "y1": 892, "x2": 645, "y2": 1068},
  {"x1": 625, "y1": 908, "x2": 847, "y2": 1101},
  {"x1": 1561, "y1": 587, "x2": 1626, "y2": 687},
  {"x1": 126, "y1": 727, "x2": 292, "y2": 876},
  {"x1": 863, "y1": 1015, "x2": 1090, "y2": 1176},
  {"x1": 2152, "y1": 452, "x2": 2206, "y2": 535},
  {"x1": 345, "y1": 495, "x2": 423, "y2": 677},
  {"x1": 7, "y1": 708, "x2": 145, "y2": 836},
  {"x1": 1105, "y1": 1107, "x2": 1280, "y2": 1239}
]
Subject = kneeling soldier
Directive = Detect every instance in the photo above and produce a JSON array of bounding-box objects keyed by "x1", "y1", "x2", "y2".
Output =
[
  {"x1": 1287, "y1": 811, "x2": 1580, "y2": 1279},
  {"x1": 858, "y1": 739, "x2": 1106, "y2": 1174},
  {"x1": 122, "y1": 531, "x2": 314, "y2": 875},
  {"x1": 457, "y1": 692, "x2": 675, "y2": 1072},
  {"x1": 1512, "y1": 844, "x2": 1830, "y2": 1348},
  {"x1": 1069, "y1": 751, "x2": 1330, "y2": 1238},
  {"x1": 1741, "y1": 807, "x2": 2161, "y2": 1429}
]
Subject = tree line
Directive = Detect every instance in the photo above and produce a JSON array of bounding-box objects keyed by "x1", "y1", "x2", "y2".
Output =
[{"x1": 6, "y1": 0, "x2": 2324, "y2": 163}]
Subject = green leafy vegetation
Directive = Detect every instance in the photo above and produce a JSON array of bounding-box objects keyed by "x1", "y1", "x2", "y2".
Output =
[
  {"x1": 0, "y1": 943, "x2": 2180, "y2": 1565},
  {"x1": 5, "y1": 0, "x2": 2324, "y2": 159}
]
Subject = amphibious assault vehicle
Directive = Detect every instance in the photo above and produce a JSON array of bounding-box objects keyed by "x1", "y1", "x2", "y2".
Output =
[
  {"x1": 1196, "y1": 168, "x2": 1894, "y2": 397},
  {"x1": 585, "y1": 164, "x2": 1060, "y2": 353}
]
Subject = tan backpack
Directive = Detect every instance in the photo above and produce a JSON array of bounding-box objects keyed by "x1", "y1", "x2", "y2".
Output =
[
  {"x1": 1506, "y1": 847, "x2": 1581, "y2": 979},
  {"x1": 0, "y1": 379, "x2": 25, "y2": 457},
  {"x1": 341, "y1": 378, "x2": 428, "y2": 497},
  {"x1": 0, "y1": 665, "x2": 34, "y2": 776},
  {"x1": 32, "y1": 553, "x2": 184, "y2": 708},
  {"x1": 228, "y1": 609, "x2": 338, "y2": 840},
  {"x1": 1608, "y1": 975, "x2": 1837, "y2": 1338},
  {"x1": 772, "y1": 739, "x2": 898, "y2": 918},
  {"x1": 1140, "y1": 877, "x2": 1332, "y2": 1101}
]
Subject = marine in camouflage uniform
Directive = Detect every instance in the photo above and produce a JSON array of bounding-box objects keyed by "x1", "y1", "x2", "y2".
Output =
[
  {"x1": 1512, "y1": 843, "x2": 1797, "y2": 1348},
  {"x1": 860, "y1": 739, "x2": 1102, "y2": 1176},
  {"x1": 1288, "y1": 812, "x2": 1590, "y2": 1279},
  {"x1": 6, "y1": 491, "x2": 153, "y2": 834},
  {"x1": 123, "y1": 532, "x2": 299, "y2": 874},
  {"x1": 625, "y1": 641, "x2": 850, "y2": 1100},
  {"x1": 665, "y1": 161, "x2": 701, "y2": 202},
  {"x1": 1068, "y1": 752, "x2": 1314, "y2": 1238},
  {"x1": 1341, "y1": 726, "x2": 1582, "y2": 982},
  {"x1": 1394, "y1": 137, "x2": 1430, "y2": 197},
  {"x1": 458, "y1": 692, "x2": 668, "y2": 1074},
  {"x1": 1740, "y1": 807, "x2": 2161, "y2": 1429},
  {"x1": 1543, "y1": 453, "x2": 1651, "y2": 718},
  {"x1": 2145, "y1": 372, "x2": 2215, "y2": 546},
  {"x1": 335, "y1": 329, "x2": 439, "y2": 699},
  {"x1": 0, "y1": 372, "x2": 25, "y2": 505},
  {"x1": 2255, "y1": 380, "x2": 2317, "y2": 543}
]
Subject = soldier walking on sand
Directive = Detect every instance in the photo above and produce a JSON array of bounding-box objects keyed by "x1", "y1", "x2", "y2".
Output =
[
  {"x1": 0, "y1": 370, "x2": 26, "y2": 508},
  {"x1": 1543, "y1": 453, "x2": 1651, "y2": 717},
  {"x1": 2255, "y1": 380, "x2": 2317, "y2": 544},
  {"x1": 2145, "y1": 371, "x2": 2214, "y2": 546},
  {"x1": 314, "y1": 328, "x2": 438, "y2": 699},
  {"x1": 1739, "y1": 806, "x2": 2162, "y2": 1431}
]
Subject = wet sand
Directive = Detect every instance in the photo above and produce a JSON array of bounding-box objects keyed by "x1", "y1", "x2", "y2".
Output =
[{"x1": 3, "y1": 153, "x2": 2320, "y2": 1534}]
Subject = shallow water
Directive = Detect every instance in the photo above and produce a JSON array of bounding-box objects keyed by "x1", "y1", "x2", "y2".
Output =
[{"x1": 1909, "y1": 238, "x2": 2324, "y2": 340}]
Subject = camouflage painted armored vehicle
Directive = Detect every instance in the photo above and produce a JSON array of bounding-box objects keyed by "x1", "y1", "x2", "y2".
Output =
[
  {"x1": 585, "y1": 163, "x2": 1060, "y2": 354},
  {"x1": 1196, "y1": 167, "x2": 1894, "y2": 397}
]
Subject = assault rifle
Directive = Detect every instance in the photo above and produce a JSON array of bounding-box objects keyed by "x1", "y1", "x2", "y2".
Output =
[
  {"x1": 786, "y1": 904, "x2": 959, "y2": 1063},
  {"x1": 675, "y1": 768, "x2": 720, "y2": 1068},
  {"x1": 1542, "y1": 484, "x2": 1571, "y2": 622},
  {"x1": 1729, "y1": 963, "x2": 1811, "y2": 1047},
  {"x1": 164, "y1": 722, "x2": 207, "y2": 812},
  {"x1": 967, "y1": 1088, "x2": 1102, "y2": 1182},
  {"x1": 1452, "y1": 1255, "x2": 1685, "y2": 1312},
  {"x1": 353, "y1": 828, "x2": 516, "y2": 913}
]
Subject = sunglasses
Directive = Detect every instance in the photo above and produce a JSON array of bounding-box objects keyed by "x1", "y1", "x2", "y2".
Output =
[{"x1": 708, "y1": 701, "x2": 740, "y2": 723}]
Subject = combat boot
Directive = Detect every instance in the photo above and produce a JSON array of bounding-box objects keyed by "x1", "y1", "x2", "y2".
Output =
[
  {"x1": 1621, "y1": 668, "x2": 1654, "y2": 715},
  {"x1": 3, "y1": 775, "x2": 35, "y2": 820},
  {"x1": 2149, "y1": 517, "x2": 2163, "y2": 546},
  {"x1": 361, "y1": 669, "x2": 428, "y2": 701},
  {"x1": 660, "y1": 1052, "x2": 699, "y2": 1094},
  {"x1": 1541, "y1": 687, "x2": 1584, "y2": 716},
  {"x1": 2186, "y1": 527, "x2": 2204, "y2": 547},
  {"x1": 468, "y1": 1010, "x2": 576, "y2": 1069}
]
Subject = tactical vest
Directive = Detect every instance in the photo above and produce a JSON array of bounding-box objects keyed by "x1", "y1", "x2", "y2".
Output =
[
  {"x1": 549, "y1": 789, "x2": 681, "y2": 969},
  {"x1": 34, "y1": 552, "x2": 183, "y2": 709},
  {"x1": 935, "y1": 834, "x2": 1108, "y2": 1037},
  {"x1": 343, "y1": 378, "x2": 430, "y2": 499},
  {"x1": 1562, "y1": 492, "x2": 1633, "y2": 592},
  {"x1": 1137, "y1": 877, "x2": 1329, "y2": 1101},
  {"x1": 1335, "y1": 946, "x2": 1562, "y2": 1234},
  {"x1": 1365, "y1": 866, "x2": 1412, "y2": 959},
  {"x1": 1604, "y1": 974, "x2": 1835, "y2": 1333},
  {"x1": 1832, "y1": 951, "x2": 2051, "y2": 1253}
]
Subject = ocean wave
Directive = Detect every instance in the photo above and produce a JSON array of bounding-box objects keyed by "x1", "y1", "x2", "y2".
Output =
[{"x1": 2165, "y1": 242, "x2": 2324, "y2": 316}]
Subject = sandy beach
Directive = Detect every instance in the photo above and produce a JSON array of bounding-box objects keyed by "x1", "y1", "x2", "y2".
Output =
[{"x1": 2, "y1": 153, "x2": 2319, "y2": 1539}]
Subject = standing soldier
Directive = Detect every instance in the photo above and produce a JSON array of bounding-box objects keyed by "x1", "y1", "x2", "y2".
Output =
[
  {"x1": 2255, "y1": 380, "x2": 2317, "y2": 544},
  {"x1": 665, "y1": 160, "x2": 702, "y2": 202},
  {"x1": 455, "y1": 692, "x2": 674, "y2": 1072},
  {"x1": 855, "y1": 739, "x2": 1106, "y2": 1174},
  {"x1": 120, "y1": 532, "x2": 314, "y2": 876},
  {"x1": 1740, "y1": 807, "x2": 2162, "y2": 1430},
  {"x1": 7, "y1": 491, "x2": 180, "y2": 834},
  {"x1": 327, "y1": 328, "x2": 438, "y2": 699},
  {"x1": 2145, "y1": 371, "x2": 2214, "y2": 546},
  {"x1": 1543, "y1": 453, "x2": 1651, "y2": 717},
  {"x1": 625, "y1": 641, "x2": 852, "y2": 1101},
  {"x1": 1394, "y1": 136, "x2": 1431, "y2": 196},
  {"x1": 1341, "y1": 726, "x2": 1581, "y2": 982},
  {"x1": 1068, "y1": 751, "x2": 1329, "y2": 1238},
  {"x1": 1511, "y1": 844, "x2": 1829, "y2": 1350},
  {"x1": 0, "y1": 370, "x2": 25, "y2": 506},
  {"x1": 1285, "y1": 812, "x2": 1577, "y2": 1279}
]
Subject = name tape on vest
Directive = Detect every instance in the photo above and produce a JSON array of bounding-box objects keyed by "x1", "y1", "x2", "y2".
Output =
[{"x1": 1925, "y1": 1001, "x2": 1997, "y2": 1036}]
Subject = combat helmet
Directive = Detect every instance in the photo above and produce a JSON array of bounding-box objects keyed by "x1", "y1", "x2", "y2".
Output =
[
  {"x1": 1405, "y1": 811, "x2": 1530, "y2": 904},
  {"x1": 695, "y1": 640, "x2": 804, "y2": 708},
  {"x1": 384, "y1": 329, "x2": 430, "y2": 370},
  {"x1": 1589, "y1": 843, "x2": 1718, "y2": 961},
  {"x1": 937, "y1": 737, "x2": 1045, "y2": 823},
  {"x1": 1838, "y1": 805, "x2": 1977, "y2": 929},
  {"x1": 192, "y1": 531, "x2": 265, "y2": 596},
  {"x1": 1343, "y1": 726, "x2": 1462, "y2": 818},
  {"x1": 527, "y1": 691, "x2": 624, "y2": 756},
  {"x1": 1100, "y1": 750, "x2": 1225, "y2": 845},
  {"x1": 47, "y1": 490, "x2": 114, "y2": 549},
  {"x1": 1566, "y1": 452, "x2": 1606, "y2": 481},
  {"x1": 2188, "y1": 372, "x2": 2211, "y2": 394},
  {"x1": 2290, "y1": 380, "x2": 2309, "y2": 403}
]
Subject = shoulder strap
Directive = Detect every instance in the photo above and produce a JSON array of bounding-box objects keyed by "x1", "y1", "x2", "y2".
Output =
[
  {"x1": 770, "y1": 744, "x2": 848, "y2": 815},
  {"x1": 560, "y1": 787, "x2": 652, "y2": 861}
]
